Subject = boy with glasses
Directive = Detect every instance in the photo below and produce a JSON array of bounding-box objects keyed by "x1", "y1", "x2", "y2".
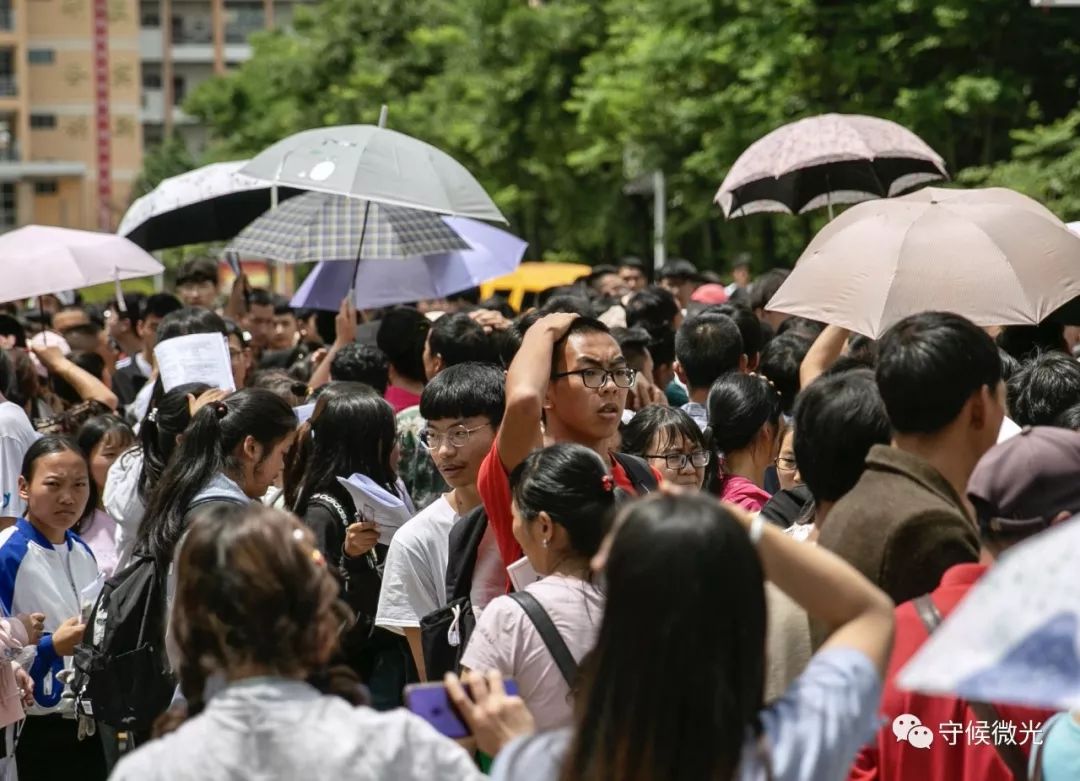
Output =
[
  {"x1": 376, "y1": 363, "x2": 506, "y2": 679},
  {"x1": 479, "y1": 314, "x2": 658, "y2": 572}
]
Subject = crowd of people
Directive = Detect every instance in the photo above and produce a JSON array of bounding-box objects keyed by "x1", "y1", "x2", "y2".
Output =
[{"x1": 0, "y1": 252, "x2": 1074, "y2": 779}]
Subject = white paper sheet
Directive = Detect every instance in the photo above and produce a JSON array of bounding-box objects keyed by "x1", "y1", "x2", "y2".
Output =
[
  {"x1": 507, "y1": 557, "x2": 541, "y2": 592},
  {"x1": 335, "y1": 473, "x2": 413, "y2": 545},
  {"x1": 293, "y1": 402, "x2": 316, "y2": 423},
  {"x1": 155, "y1": 332, "x2": 236, "y2": 393}
]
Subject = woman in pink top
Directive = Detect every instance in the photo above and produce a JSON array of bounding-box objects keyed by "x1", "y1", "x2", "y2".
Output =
[
  {"x1": 76, "y1": 415, "x2": 135, "y2": 577},
  {"x1": 706, "y1": 373, "x2": 782, "y2": 513}
]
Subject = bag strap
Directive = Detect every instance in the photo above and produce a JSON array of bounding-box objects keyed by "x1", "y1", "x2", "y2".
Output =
[
  {"x1": 610, "y1": 452, "x2": 658, "y2": 494},
  {"x1": 310, "y1": 493, "x2": 353, "y2": 528},
  {"x1": 509, "y1": 591, "x2": 578, "y2": 687},
  {"x1": 914, "y1": 594, "x2": 1029, "y2": 781}
]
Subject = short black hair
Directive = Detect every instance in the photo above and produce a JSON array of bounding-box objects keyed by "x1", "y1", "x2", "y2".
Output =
[
  {"x1": 142, "y1": 293, "x2": 182, "y2": 322},
  {"x1": 175, "y1": 258, "x2": 218, "y2": 287},
  {"x1": 109, "y1": 293, "x2": 147, "y2": 330},
  {"x1": 1054, "y1": 402, "x2": 1080, "y2": 431},
  {"x1": 626, "y1": 286, "x2": 679, "y2": 329},
  {"x1": 1007, "y1": 352, "x2": 1080, "y2": 427},
  {"x1": 539, "y1": 294, "x2": 595, "y2": 317},
  {"x1": 611, "y1": 327, "x2": 652, "y2": 369},
  {"x1": 794, "y1": 369, "x2": 891, "y2": 503},
  {"x1": 876, "y1": 312, "x2": 1003, "y2": 435},
  {"x1": 549, "y1": 317, "x2": 614, "y2": 376},
  {"x1": 419, "y1": 362, "x2": 505, "y2": 427},
  {"x1": 618, "y1": 256, "x2": 645, "y2": 271},
  {"x1": 248, "y1": 288, "x2": 273, "y2": 309},
  {"x1": 376, "y1": 307, "x2": 430, "y2": 385},
  {"x1": 428, "y1": 313, "x2": 496, "y2": 368},
  {"x1": 330, "y1": 343, "x2": 389, "y2": 394},
  {"x1": 272, "y1": 296, "x2": 295, "y2": 317},
  {"x1": 156, "y1": 307, "x2": 227, "y2": 344},
  {"x1": 997, "y1": 322, "x2": 1068, "y2": 362},
  {"x1": 748, "y1": 269, "x2": 790, "y2": 312},
  {"x1": 0, "y1": 315, "x2": 25, "y2": 348},
  {"x1": 758, "y1": 332, "x2": 812, "y2": 416},
  {"x1": 705, "y1": 303, "x2": 763, "y2": 359},
  {"x1": 675, "y1": 313, "x2": 743, "y2": 392},
  {"x1": 998, "y1": 348, "x2": 1022, "y2": 384},
  {"x1": 620, "y1": 405, "x2": 706, "y2": 458}
]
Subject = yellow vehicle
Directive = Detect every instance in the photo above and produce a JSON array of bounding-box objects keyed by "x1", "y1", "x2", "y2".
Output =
[{"x1": 480, "y1": 262, "x2": 592, "y2": 312}]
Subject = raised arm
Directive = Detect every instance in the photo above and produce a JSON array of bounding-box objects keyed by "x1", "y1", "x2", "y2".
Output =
[
  {"x1": 733, "y1": 506, "x2": 895, "y2": 676},
  {"x1": 496, "y1": 313, "x2": 578, "y2": 472},
  {"x1": 799, "y1": 325, "x2": 851, "y2": 390},
  {"x1": 33, "y1": 345, "x2": 119, "y2": 410},
  {"x1": 308, "y1": 297, "x2": 357, "y2": 391}
]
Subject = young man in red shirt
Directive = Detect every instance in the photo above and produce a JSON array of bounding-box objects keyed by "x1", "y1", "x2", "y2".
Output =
[
  {"x1": 850, "y1": 426, "x2": 1078, "y2": 781},
  {"x1": 478, "y1": 313, "x2": 657, "y2": 569}
]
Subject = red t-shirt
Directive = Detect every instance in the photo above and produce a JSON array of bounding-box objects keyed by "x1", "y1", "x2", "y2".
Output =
[
  {"x1": 849, "y1": 563, "x2": 1054, "y2": 781},
  {"x1": 477, "y1": 439, "x2": 655, "y2": 571},
  {"x1": 384, "y1": 386, "x2": 422, "y2": 415}
]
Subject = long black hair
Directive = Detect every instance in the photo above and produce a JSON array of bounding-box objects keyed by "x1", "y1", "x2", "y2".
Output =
[
  {"x1": 138, "y1": 387, "x2": 296, "y2": 564},
  {"x1": 133, "y1": 382, "x2": 212, "y2": 503},
  {"x1": 292, "y1": 387, "x2": 399, "y2": 514},
  {"x1": 74, "y1": 414, "x2": 134, "y2": 526},
  {"x1": 508, "y1": 443, "x2": 615, "y2": 563},
  {"x1": 705, "y1": 373, "x2": 781, "y2": 491},
  {"x1": 560, "y1": 493, "x2": 766, "y2": 781}
]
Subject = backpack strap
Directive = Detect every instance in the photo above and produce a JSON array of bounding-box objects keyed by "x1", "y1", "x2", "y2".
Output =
[
  {"x1": 610, "y1": 452, "x2": 659, "y2": 494},
  {"x1": 445, "y1": 506, "x2": 488, "y2": 601},
  {"x1": 310, "y1": 492, "x2": 353, "y2": 527},
  {"x1": 914, "y1": 594, "x2": 1029, "y2": 781},
  {"x1": 509, "y1": 591, "x2": 578, "y2": 687}
]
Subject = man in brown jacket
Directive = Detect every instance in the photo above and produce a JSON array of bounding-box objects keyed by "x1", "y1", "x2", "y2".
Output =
[{"x1": 818, "y1": 312, "x2": 1005, "y2": 606}]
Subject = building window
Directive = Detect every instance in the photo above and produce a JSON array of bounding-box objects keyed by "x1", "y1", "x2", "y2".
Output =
[
  {"x1": 29, "y1": 114, "x2": 56, "y2": 129},
  {"x1": 28, "y1": 49, "x2": 54, "y2": 65},
  {"x1": 33, "y1": 180, "x2": 57, "y2": 195},
  {"x1": 0, "y1": 183, "x2": 14, "y2": 231},
  {"x1": 142, "y1": 72, "x2": 161, "y2": 89}
]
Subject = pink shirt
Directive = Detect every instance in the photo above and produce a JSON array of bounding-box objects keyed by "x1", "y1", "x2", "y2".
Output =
[
  {"x1": 80, "y1": 509, "x2": 119, "y2": 578},
  {"x1": 718, "y1": 475, "x2": 772, "y2": 513},
  {"x1": 384, "y1": 386, "x2": 422, "y2": 415},
  {"x1": 460, "y1": 574, "x2": 603, "y2": 731}
]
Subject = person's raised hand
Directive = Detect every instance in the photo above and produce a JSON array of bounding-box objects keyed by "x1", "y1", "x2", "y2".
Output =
[
  {"x1": 446, "y1": 670, "x2": 535, "y2": 756},
  {"x1": 536, "y1": 313, "x2": 580, "y2": 341},
  {"x1": 469, "y1": 309, "x2": 512, "y2": 333},
  {"x1": 343, "y1": 521, "x2": 379, "y2": 558},
  {"x1": 50, "y1": 617, "x2": 86, "y2": 657},
  {"x1": 30, "y1": 344, "x2": 67, "y2": 371},
  {"x1": 187, "y1": 388, "x2": 230, "y2": 417},
  {"x1": 334, "y1": 297, "x2": 357, "y2": 350},
  {"x1": 17, "y1": 613, "x2": 44, "y2": 645}
]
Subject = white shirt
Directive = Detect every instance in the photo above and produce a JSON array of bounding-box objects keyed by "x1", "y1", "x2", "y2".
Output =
[
  {"x1": 376, "y1": 497, "x2": 507, "y2": 633},
  {"x1": 0, "y1": 402, "x2": 40, "y2": 518},
  {"x1": 461, "y1": 574, "x2": 604, "y2": 731}
]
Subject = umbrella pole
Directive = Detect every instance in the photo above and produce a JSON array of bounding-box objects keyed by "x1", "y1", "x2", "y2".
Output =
[{"x1": 347, "y1": 104, "x2": 390, "y2": 302}]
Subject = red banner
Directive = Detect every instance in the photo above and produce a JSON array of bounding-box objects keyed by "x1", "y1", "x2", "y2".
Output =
[{"x1": 92, "y1": 0, "x2": 110, "y2": 229}]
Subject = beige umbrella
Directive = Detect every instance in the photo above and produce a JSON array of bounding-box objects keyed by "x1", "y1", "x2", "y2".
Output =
[{"x1": 766, "y1": 187, "x2": 1080, "y2": 338}]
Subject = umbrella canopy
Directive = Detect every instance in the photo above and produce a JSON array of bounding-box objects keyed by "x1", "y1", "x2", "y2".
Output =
[
  {"x1": 291, "y1": 217, "x2": 527, "y2": 310},
  {"x1": 240, "y1": 124, "x2": 507, "y2": 224},
  {"x1": 897, "y1": 513, "x2": 1080, "y2": 711},
  {"x1": 765, "y1": 187, "x2": 1080, "y2": 338},
  {"x1": 225, "y1": 191, "x2": 471, "y2": 264},
  {"x1": 716, "y1": 113, "x2": 947, "y2": 218},
  {"x1": 117, "y1": 161, "x2": 303, "y2": 251},
  {"x1": 0, "y1": 226, "x2": 164, "y2": 304}
]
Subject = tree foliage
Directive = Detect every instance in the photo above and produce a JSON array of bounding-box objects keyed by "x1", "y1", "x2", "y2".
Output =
[{"x1": 175, "y1": 0, "x2": 1080, "y2": 271}]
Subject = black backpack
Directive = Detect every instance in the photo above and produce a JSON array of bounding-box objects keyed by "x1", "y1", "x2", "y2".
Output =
[
  {"x1": 72, "y1": 554, "x2": 175, "y2": 731},
  {"x1": 419, "y1": 505, "x2": 487, "y2": 679}
]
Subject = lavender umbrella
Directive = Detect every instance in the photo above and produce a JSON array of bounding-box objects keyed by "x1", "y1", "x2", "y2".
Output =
[{"x1": 291, "y1": 217, "x2": 527, "y2": 310}]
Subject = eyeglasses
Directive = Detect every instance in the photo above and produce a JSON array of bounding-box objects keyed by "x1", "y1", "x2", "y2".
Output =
[
  {"x1": 775, "y1": 456, "x2": 797, "y2": 472},
  {"x1": 419, "y1": 422, "x2": 491, "y2": 450},
  {"x1": 552, "y1": 367, "x2": 636, "y2": 389},
  {"x1": 645, "y1": 450, "x2": 711, "y2": 470}
]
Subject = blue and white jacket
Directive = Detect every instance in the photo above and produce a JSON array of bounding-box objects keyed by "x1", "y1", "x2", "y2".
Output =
[{"x1": 0, "y1": 519, "x2": 99, "y2": 715}]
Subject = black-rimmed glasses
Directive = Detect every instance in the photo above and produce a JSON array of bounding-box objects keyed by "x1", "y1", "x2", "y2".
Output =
[
  {"x1": 552, "y1": 367, "x2": 636, "y2": 389},
  {"x1": 645, "y1": 450, "x2": 711, "y2": 470}
]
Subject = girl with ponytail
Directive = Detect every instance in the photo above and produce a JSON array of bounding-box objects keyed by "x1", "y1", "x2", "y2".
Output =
[
  {"x1": 137, "y1": 387, "x2": 297, "y2": 566},
  {"x1": 705, "y1": 372, "x2": 783, "y2": 513},
  {"x1": 460, "y1": 443, "x2": 615, "y2": 731}
]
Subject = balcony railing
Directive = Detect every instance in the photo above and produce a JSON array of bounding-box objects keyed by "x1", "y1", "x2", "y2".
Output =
[
  {"x1": 0, "y1": 8, "x2": 12, "y2": 32},
  {"x1": 0, "y1": 76, "x2": 15, "y2": 97}
]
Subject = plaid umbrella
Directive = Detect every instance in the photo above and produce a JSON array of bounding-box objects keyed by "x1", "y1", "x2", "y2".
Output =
[{"x1": 225, "y1": 191, "x2": 470, "y2": 263}]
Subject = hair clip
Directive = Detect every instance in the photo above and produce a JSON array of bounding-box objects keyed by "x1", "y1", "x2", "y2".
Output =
[
  {"x1": 601, "y1": 474, "x2": 615, "y2": 493},
  {"x1": 213, "y1": 401, "x2": 228, "y2": 418},
  {"x1": 147, "y1": 408, "x2": 158, "y2": 423}
]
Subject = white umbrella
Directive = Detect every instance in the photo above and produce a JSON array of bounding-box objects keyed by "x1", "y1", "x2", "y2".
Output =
[
  {"x1": 765, "y1": 187, "x2": 1080, "y2": 338},
  {"x1": 240, "y1": 124, "x2": 507, "y2": 224},
  {"x1": 117, "y1": 160, "x2": 303, "y2": 251},
  {"x1": 0, "y1": 226, "x2": 164, "y2": 304}
]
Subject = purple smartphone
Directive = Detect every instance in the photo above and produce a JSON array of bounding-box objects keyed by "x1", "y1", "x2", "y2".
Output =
[{"x1": 404, "y1": 680, "x2": 520, "y2": 739}]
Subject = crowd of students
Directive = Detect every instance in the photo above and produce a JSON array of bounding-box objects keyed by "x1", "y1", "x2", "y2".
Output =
[{"x1": 0, "y1": 253, "x2": 1074, "y2": 779}]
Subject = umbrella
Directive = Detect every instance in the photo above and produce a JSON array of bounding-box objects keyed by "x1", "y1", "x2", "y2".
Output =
[
  {"x1": 0, "y1": 226, "x2": 164, "y2": 304},
  {"x1": 897, "y1": 513, "x2": 1080, "y2": 711},
  {"x1": 239, "y1": 123, "x2": 506, "y2": 224},
  {"x1": 291, "y1": 217, "x2": 527, "y2": 310},
  {"x1": 765, "y1": 187, "x2": 1080, "y2": 338},
  {"x1": 715, "y1": 113, "x2": 947, "y2": 218},
  {"x1": 117, "y1": 161, "x2": 303, "y2": 251},
  {"x1": 225, "y1": 191, "x2": 471, "y2": 264}
]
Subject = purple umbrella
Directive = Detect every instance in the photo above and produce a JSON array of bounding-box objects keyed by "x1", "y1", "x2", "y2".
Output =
[{"x1": 291, "y1": 216, "x2": 527, "y2": 310}]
